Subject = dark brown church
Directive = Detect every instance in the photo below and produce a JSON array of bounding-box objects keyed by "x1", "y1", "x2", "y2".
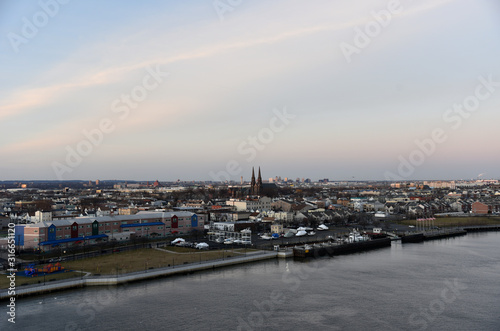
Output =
[
  {"x1": 228, "y1": 167, "x2": 277, "y2": 198},
  {"x1": 250, "y1": 167, "x2": 263, "y2": 196}
]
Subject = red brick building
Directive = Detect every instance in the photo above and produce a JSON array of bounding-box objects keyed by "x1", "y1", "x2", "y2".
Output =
[{"x1": 471, "y1": 202, "x2": 499, "y2": 214}]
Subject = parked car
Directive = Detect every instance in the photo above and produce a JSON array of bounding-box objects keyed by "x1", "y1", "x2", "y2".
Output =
[
  {"x1": 176, "y1": 241, "x2": 193, "y2": 247},
  {"x1": 48, "y1": 257, "x2": 63, "y2": 263}
]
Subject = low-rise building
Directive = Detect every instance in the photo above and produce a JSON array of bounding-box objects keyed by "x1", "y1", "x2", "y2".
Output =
[
  {"x1": 33, "y1": 210, "x2": 53, "y2": 223},
  {"x1": 271, "y1": 223, "x2": 283, "y2": 234},
  {"x1": 471, "y1": 201, "x2": 499, "y2": 214},
  {"x1": 226, "y1": 197, "x2": 272, "y2": 212},
  {"x1": 15, "y1": 211, "x2": 206, "y2": 251}
]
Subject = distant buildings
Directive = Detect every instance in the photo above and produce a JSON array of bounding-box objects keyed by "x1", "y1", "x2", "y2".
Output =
[
  {"x1": 3, "y1": 176, "x2": 500, "y2": 252},
  {"x1": 424, "y1": 181, "x2": 456, "y2": 189}
]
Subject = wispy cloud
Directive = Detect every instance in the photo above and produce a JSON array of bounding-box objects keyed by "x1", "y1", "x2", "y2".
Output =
[{"x1": 1, "y1": 0, "x2": 455, "y2": 122}]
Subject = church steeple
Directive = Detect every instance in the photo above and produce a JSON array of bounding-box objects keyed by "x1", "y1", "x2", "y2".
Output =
[
  {"x1": 251, "y1": 167, "x2": 256, "y2": 191},
  {"x1": 250, "y1": 166, "x2": 263, "y2": 196}
]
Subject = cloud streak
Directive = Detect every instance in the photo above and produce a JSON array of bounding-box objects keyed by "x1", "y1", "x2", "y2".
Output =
[{"x1": 2, "y1": 0, "x2": 454, "y2": 122}]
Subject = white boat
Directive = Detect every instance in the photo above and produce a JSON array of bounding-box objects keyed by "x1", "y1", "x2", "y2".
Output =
[
  {"x1": 296, "y1": 230, "x2": 307, "y2": 237},
  {"x1": 308, "y1": 231, "x2": 316, "y2": 236},
  {"x1": 317, "y1": 224, "x2": 328, "y2": 231},
  {"x1": 260, "y1": 234, "x2": 272, "y2": 240},
  {"x1": 348, "y1": 231, "x2": 368, "y2": 242},
  {"x1": 224, "y1": 238, "x2": 234, "y2": 244},
  {"x1": 195, "y1": 242, "x2": 209, "y2": 249},
  {"x1": 170, "y1": 238, "x2": 185, "y2": 245}
]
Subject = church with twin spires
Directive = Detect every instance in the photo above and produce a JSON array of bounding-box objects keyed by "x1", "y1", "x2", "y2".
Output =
[
  {"x1": 228, "y1": 167, "x2": 277, "y2": 198},
  {"x1": 250, "y1": 167, "x2": 263, "y2": 196}
]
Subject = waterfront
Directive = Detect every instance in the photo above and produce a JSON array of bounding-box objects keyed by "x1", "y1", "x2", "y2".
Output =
[{"x1": 3, "y1": 232, "x2": 500, "y2": 330}]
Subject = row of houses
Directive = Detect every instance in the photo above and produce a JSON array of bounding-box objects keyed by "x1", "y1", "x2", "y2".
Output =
[
  {"x1": 384, "y1": 199, "x2": 500, "y2": 216},
  {"x1": 221, "y1": 195, "x2": 500, "y2": 221}
]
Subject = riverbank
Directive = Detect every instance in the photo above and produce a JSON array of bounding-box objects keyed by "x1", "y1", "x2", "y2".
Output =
[
  {"x1": 3, "y1": 225, "x2": 498, "y2": 300},
  {"x1": 0, "y1": 247, "x2": 255, "y2": 289},
  {"x1": 0, "y1": 250, "x2": 278, "y2": 300}
]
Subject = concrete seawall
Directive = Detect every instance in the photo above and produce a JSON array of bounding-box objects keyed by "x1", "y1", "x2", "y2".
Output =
[{"x1": 0, "y1": 251, "x2": 278, "y2": 300}]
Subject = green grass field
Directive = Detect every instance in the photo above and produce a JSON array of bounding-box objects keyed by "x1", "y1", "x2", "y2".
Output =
[
  {"x1": 161, "y1": 246, "x2": 198, "y2": 253},
  {"x1": 42, "y1": 247, "x2": 243, "y2": 274},
  {"x1": 400, "y1": 216, "x2": 500, "y2": 227},
  {"x1": 0, "y1": 271, "x2": 82, "y2": 290},
  {"x1": 1, "y1": 247, "x2": 254, "y2": 289},
  {"x1": 62, "y1": 247, "x2": 253, "y2": 274}
]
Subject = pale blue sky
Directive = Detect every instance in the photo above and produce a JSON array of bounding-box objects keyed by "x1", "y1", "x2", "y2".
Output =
[{"x1": 1, "y1": 0, "x2": 499, "y2": 181}]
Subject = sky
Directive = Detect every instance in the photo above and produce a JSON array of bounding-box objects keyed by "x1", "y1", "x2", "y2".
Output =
[{"x1": 1, "y1": 0, "x2": 500, "y2": 182}]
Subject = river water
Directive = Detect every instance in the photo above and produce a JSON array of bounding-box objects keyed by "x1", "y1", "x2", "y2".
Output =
[{"x1": 3, "y1": 232, "x2": 500, "y2": 330}]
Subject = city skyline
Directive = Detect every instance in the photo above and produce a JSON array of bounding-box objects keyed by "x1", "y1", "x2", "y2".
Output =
[{"x1": 1, "y1": 0, "x2": 500, "y2": 181}]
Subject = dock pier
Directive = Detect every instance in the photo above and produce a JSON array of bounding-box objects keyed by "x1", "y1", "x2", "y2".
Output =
[
  {"x1": 293, "y1": 238, "x2": 392, "y2": 258},
  {"x1": 401, "y1": 229, "x2": 467, "y2": 243},
  {"x1": 462, "y1": 225, "x2": 500, "y2": 232}
]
